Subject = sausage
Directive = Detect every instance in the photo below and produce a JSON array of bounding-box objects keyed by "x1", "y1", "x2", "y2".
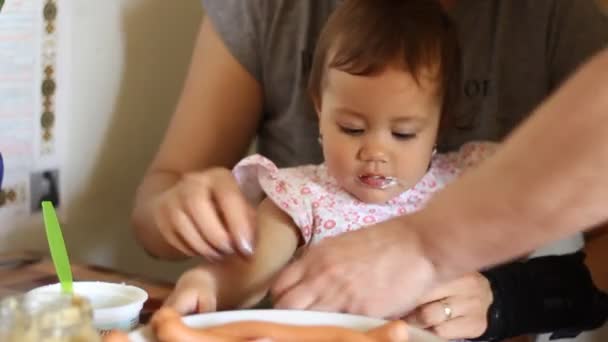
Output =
[
  {"x1": 147, "y1": 308, "x2": 409, "y2": 342},
  {"x1": 102, "y1": 331, "x2": 131, "y2": 342},
  {"x1": 151, "y1": 308, "x2": 239, "y2": 342},
  {"x1": 155, "y1": 316, "x2": 241, "y2": 342},
  {"x1": 366, "y1": 321, "x2": 409, "y2": 342},
  {"x1": 204, "y1": 321, "x2": 376, "y2": 342}
]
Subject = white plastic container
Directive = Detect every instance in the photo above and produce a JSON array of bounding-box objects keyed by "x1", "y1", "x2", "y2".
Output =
[{"x1": 28, "y1": 281, "x2": 148, "y2": 333}]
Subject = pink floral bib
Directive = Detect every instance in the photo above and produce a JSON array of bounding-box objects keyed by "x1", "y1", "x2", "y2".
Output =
[{"x1": 233, "y1": 142, "x2": 496, "y2": 245}]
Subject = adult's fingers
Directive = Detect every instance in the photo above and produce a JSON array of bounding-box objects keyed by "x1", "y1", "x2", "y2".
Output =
[
  {"x1": 272, "y1": 280, "x2": 319, "y2": 310},
  {"x1": 155, "y1": 205, "x2": 197, "y2": 257},
  {"x1": 405, "y1": 297, "x2": 476, "y2": 329},
  {"x1": 212, "y1": 177, "x2": 256, "y2": 256},
  {"x1": 270, "y1": 258, "x2": 308, "y2": 306},
  {"x1": 431, "y1": 316, "x2": 487, "y2": 340},
  {"x1": 184, "y1": 192, "x2": 234, "y2": 256},
  {"x1": 306, "y1": 283, "x2": 350, "y2": 313},
  {"x1": 170, "y1": 208, "x2": 223, "y2": 259}
]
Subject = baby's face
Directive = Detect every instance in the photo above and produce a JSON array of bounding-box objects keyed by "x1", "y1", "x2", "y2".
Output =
[{"x1": 316, "y1": 65, "x2": 441, "y2": 204}]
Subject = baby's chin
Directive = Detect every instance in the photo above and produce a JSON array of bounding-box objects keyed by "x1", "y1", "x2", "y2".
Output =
[{"x1": 347, "y1": 187, "x2": 405, "y2": 204}]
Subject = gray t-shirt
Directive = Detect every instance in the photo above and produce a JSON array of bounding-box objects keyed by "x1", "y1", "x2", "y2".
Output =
[{"x1": 202, "y1": 0, "x2": 608, "y2": 166}]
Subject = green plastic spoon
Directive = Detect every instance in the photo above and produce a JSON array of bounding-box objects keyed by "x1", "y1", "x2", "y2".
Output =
[{"x1": 42, "y1": 201, "x2": 73, "y2": 294}]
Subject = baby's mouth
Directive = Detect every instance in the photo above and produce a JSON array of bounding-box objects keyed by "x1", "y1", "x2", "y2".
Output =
[{"x1": 358, "y1": 174, "x2": 399, "y2": 189}]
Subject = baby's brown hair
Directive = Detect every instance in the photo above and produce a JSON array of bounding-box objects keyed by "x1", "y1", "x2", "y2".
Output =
[{"x1": 309, "y1": 0, "x2": 460, "y2": 135}]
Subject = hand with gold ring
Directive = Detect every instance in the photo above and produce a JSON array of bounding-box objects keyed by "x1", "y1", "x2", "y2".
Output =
[{"x1": 403, "y1": 272, "x2": 492, "y2": 340}]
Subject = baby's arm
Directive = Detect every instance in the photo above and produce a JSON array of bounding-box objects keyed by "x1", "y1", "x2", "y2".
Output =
[{"x1": 166, "y1": 197, "x2": 301, "y2": 312}]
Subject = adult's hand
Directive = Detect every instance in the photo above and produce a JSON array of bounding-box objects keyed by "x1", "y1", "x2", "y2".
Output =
[
  {"x1": 151, "y1": 167, "x2": 255, "y2": 260},
  {"x1": 131, "y1": 19, "x2": 263, "y2": 260},
  {"x1": 271, "y1": 221, "x2": 438, "y2": 318},
  {"x1": 404, "y1": 272, "x2": 492, "y2": 340}
]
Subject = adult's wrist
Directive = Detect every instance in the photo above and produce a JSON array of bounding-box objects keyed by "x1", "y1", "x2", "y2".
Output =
[
  {"x1": 395, "y1": 213, "x2": 449, "y2": 288},
  {"x1": 405, "y1": 207, "x2": 468, "y2": 284}
]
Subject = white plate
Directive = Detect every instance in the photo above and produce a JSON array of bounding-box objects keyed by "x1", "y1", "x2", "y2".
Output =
[{"x1": 128, "y1": 309, "x2": 445, "y2": 342}]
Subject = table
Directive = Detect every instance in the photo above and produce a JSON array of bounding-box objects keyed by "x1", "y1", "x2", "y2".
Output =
[{"x1": 0, "y1": 251, "x2": 173, "y2": 323}]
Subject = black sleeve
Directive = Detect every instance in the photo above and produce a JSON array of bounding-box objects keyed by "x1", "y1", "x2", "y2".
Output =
[{"x1": 472, "y1": 251, "x2": 608, "y2": 341}]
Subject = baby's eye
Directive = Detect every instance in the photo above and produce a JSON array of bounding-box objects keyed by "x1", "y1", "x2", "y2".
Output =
[
  {"x1": 338, "y1": 125, "x2": 364, "y2": 136},
  {"x1": 392, "y1": 132, "x2": 416, "y2": 140}
]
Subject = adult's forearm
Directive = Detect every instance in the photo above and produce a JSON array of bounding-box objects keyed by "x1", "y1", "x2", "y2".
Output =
[
  {"x1": 129, "y1": 20, "x2": 262, "y2": 259},
  {"x1": 412, "y1": 49, "x2": 608, "y2": 280}
]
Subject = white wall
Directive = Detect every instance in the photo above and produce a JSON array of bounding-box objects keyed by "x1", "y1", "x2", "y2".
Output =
[
  {"x1": 3, "y1": 0, "x2": 203, "y2": 281},
  {"x1": 63, "y1": 0, "x2": 203, "y2": 279}
]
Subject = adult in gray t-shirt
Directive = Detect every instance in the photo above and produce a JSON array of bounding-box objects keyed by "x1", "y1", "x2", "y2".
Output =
[
  {"x1": 132, "y1": 0, "x2": 607, "y2": 275},
  {"x1": 131, "y1": 2, "x2": 607, "y2": 335},
  {"x1": 194, "y1": 2, "x2": 607, "y2": 341},
  {"x1": 202, "y1": 0, "x2": 608, "y2": 166}
]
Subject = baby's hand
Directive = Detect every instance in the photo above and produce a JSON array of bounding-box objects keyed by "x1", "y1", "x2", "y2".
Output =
[{"x1": 164, "y1": 267, "x2": 218, "y2": 315}]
